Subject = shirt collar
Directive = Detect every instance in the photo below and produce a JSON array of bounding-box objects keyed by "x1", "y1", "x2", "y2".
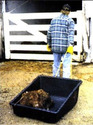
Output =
[{"x1": 60, "y1": 14, "x2": 69, "y2": 18}]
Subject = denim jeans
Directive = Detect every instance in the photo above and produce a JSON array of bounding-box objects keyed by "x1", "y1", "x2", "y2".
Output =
[{"x1": 53, "y1": 53, "x2": 72, "y2": 78}]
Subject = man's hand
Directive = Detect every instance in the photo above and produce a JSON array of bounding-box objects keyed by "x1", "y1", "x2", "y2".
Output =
[
  {"x1": 47, "y1": 44, "x2": 51, "y2": 52},
  {"x1": 67, "y1": 45, "x2": 73, "y2": 54}
]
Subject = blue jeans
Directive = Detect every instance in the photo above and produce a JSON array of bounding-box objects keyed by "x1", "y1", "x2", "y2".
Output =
[{"x1": 53, "y1": 53, "x2": 72, "y2": 78}]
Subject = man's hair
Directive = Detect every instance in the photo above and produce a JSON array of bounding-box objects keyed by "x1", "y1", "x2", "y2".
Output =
[
  {"x1": 62, "y1": 4, "x2": 71, "y2": 11},
  {"x1": 61, "y1": 4, "x2": 71, "y2": 15}
]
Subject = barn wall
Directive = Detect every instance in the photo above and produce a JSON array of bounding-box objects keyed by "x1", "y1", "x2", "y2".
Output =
[{"x1": 5, "y1": 0, "x2": 82, "y2": 13}]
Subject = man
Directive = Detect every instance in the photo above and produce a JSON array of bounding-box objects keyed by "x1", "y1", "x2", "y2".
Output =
[{"x1": 47, "y1": 4, "x2": 75, "y2": 78}]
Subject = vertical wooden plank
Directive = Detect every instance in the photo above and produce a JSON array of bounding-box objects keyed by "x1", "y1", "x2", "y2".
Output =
[
  {"x1": 3, "y1": 13, "x2": 11, "y2": 59},
  {"x1": 77, "y1": 11, "x2": 83, "y2": 51},
  {"x1": 74, "y1": 11, "x2": 83, "y2": 61},
  {"x1": 90, "y1": 17, "x2": 93, "y2": 62}
]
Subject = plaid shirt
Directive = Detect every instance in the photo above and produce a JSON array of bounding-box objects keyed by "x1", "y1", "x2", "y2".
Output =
[{"x1": 47, "y1": 14, "x2": 75, "y2": 53}]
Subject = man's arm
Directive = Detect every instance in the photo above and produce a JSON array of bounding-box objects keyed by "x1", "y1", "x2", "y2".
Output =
[{"x1": 68, "y1": 19, "x2": 75, "y2": 45}]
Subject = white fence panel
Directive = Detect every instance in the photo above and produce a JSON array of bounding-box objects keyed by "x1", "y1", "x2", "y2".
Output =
[
  {"x1": 11, "y1": 54, "x2": 53, "y2": 60},
  {"x1": 3, "y1": 11, "x2": 84, "y2": 61},
  {"x1": 10, "y1": 45, "x2": 47, "y2": 51}
]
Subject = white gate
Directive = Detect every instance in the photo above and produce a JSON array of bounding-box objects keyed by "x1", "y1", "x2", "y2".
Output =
[{"x1": 3, "y1": 11, "x2": 85, "y2": 61}]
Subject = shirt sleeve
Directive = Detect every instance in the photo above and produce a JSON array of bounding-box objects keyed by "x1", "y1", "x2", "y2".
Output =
[
  {"x1": 47, "y1": 20, "x2": 53, "y2": 47},
  {"x1": 68, "y1": 19, "x2": 75, "y2": 45},
  {"x1": 47, "y1": 27, "x2": 51, "y2": 47}
]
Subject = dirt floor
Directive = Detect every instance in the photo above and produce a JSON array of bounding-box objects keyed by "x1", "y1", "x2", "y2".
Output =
[{"x1": 0, "y1": 60, "x2": 93, "y2": 125}]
